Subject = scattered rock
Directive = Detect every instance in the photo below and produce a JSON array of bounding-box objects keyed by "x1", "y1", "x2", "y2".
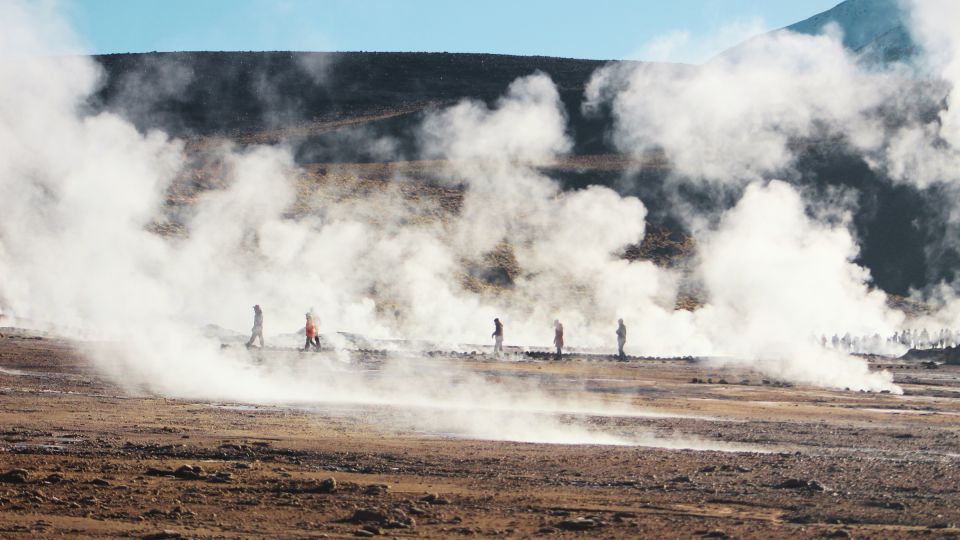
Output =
[
  {"x1": 142, "y1": 531, "x2": 184, "y2": 540},
  {"x1": 827, "y1": 529, "x2": 851, "y2": 538},
  {"x1": 315, "y1": 477, "x2": 337, "y2": 493},
  {"x1": 353, "y1": 530, "x2": 376, "y2": 538},
  {"x1": 420, "y1": 493, "x2": 450, "y2": 505},
  {"x1": 145, "y1": 468, "x2": 175, "y2": 477},
  {"x1": 348, "y1": 508, "x2": 389, "y2": 525},
  {"x1": 556, "y1": 517, "x2": 601, "y2": 531},
  {"x1": 207, "y1": 471, "x2": 233, "y2": 484},
  {"x1": 219, "y1": 443, "x2": 250, "y2": 452},
  {"x1": 701, "y1": 531, "x2": 728, "y2": 538},
  {"x1": 0, "y1": 469, "x2": 29, "y2": 484},
  {"x1": 360, "y1": 524, "x2": 384, "y2": 535},
  {"x1": 174, "y1": 465, "x2": 204, "y2": 480},
  {"x1": 90, "y1": 478, "x2": 110, "y2": 487},
  {"x1": 43, "y1": 473, "x2": 63, "y2": 484},
  {"x1": 775, "y1": 478, "x2": 826, "y2": 491},
  {"x1": 363, "y1": 483, "x2": 388, "y2": 495}
]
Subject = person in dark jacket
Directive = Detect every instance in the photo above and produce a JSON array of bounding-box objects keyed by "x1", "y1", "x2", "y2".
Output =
[
  {"x1": 246, "y1": 305, "x2": 264, "y2": 348},
  {"x1": 616, "y1": 319, "x2": 627, "y2": 360},
  {"x1": 553, "y1": 319, "x2": 564, "y2": 360},
  {"x1": 492, "y1": 318, "x2": 504, "y2": 357}
]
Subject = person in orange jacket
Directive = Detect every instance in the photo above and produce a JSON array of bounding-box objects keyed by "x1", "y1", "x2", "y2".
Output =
[
  {"x1": 308, "y1": 308, "x2": 321, "y2": 351},
  {"x1": 303, "y1": 313, "x2": 318, "y2": 352}
]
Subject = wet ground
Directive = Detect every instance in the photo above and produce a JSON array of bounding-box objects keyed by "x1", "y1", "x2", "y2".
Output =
[{"x1": 2, "y1": 329, "x2": 960, "y2": 538}]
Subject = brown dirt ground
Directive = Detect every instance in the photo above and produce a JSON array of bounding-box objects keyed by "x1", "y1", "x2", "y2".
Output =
[{"x1": 2, "y1": 331, "x2": 960, "y2": 539}]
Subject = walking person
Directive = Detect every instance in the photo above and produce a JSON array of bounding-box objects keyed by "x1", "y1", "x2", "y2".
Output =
[
  {"x1": 616, "y1": 319, "x2": 627, "y2": 360},
  {"x1": 553, "y1": 319, "x2": 564, "y2": 361},
  {"x1": 309, "y1": 308, "x2": 321, "y2": 351},
  {"x1": 246, "y1": 305, "x2": 264, "y2": 348},
  {"x1": 492, "y1": 318, "x2": 504, "y2": 357},
  {"x1": 303, "y1": 312, "x2": 318, "y2": 352}
]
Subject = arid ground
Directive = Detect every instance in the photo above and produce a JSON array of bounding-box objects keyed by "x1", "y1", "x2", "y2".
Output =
[{"x1": 2, "y1": 328, "x2": 960, "y2": 539}]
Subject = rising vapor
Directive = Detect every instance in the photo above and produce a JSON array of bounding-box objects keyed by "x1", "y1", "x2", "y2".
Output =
[{"x1": 6, "y1": 0, "x2": 960, "y2": 427}]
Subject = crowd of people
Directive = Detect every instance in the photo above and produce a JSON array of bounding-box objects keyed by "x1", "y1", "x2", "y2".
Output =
[
  {"x1": 819, "y1": 328, "x2": 960, "y2": 354},
  {"x1": 243, "y1": 305, "x2": 631, "y2": 359},
  {"x1": 245, "y1": 305, "x2": 960, "y2": 360}
]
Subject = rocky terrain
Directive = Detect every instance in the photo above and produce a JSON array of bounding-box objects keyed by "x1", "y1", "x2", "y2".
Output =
[{"x1": 3, "y1": 329, "x2": 960, "y2": 538}]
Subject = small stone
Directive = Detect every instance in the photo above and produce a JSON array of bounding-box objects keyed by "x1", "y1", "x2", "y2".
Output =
[
  {"x1": 208, "y1": 471, "x2": 233, "y2": 483},
  {"x1": 420, "y1": 493, "x2": 450, "y2": 505},
  {"x1": 349, "y1": 508, "x2": 389, "y2": 525},
  {"x1": 142, "y1": 531, "x2": 183, "y2": 540},
  {"x1": 317, "y1": 477, "x2": 337, "y2": 493},
  {"x1": 556, "y1": 518, "x2": 600, "y2": 531},
  {"x1": 363, "y1": 483, "x2": 388, "y2": 495},
  {"x1": 361, "y1": 524, "x2": 383, "y2": 535},
  {"x1": 0, "y1": 469, "x2": 29, "y2": 484},
  {"x1": 775, "y1": 478, "x2": 825, "y2": 491},
  {"x1": 173, "y1": 465, "x2": 202, "y2": 480}
]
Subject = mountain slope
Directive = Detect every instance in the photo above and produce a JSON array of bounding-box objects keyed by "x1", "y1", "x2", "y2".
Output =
[{"x1": 784, "y1": 0, "x2": 917, "y2": 64}]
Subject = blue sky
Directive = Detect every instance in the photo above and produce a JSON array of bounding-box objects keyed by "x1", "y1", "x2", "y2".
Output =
[{"x1": 65, "y1": 0, "x2": 840, "y2": 62}]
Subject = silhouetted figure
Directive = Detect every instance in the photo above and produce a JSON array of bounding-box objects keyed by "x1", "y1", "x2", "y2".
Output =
[
  {"x1": 492, "y1": 318, "x2": 504, "y2": 357},
  {"x1": 616, "y1": 319, "x2": 627, "y2": 360},
  {"x1": 553, "y1": 320, "x2": 564, "y2": 360},
  {"x1": 246, "y1": 305, "x2": 264, "y2": 348},
  {"x1": 303, "y1": 313, "x2": 319, "y2": 352}
]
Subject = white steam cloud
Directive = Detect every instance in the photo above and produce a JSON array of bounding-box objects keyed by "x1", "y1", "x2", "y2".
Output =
[{"x1": 13, "y1": 0, "x2": 960, "y2": 440}]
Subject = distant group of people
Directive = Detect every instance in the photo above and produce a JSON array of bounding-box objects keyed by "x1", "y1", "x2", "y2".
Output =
[
  {"x1": 245, "y1": 305, "x2": 322, "y2": 352},
  {"x1": 819, "y1": 327, "x2": 960, "y2": 354},
  {"x1": 245, "y1": 305, "x2": 631, "y2": 359},
  {"x1": 493, "y1": 317, "x2": 628, "y2": 360}
]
